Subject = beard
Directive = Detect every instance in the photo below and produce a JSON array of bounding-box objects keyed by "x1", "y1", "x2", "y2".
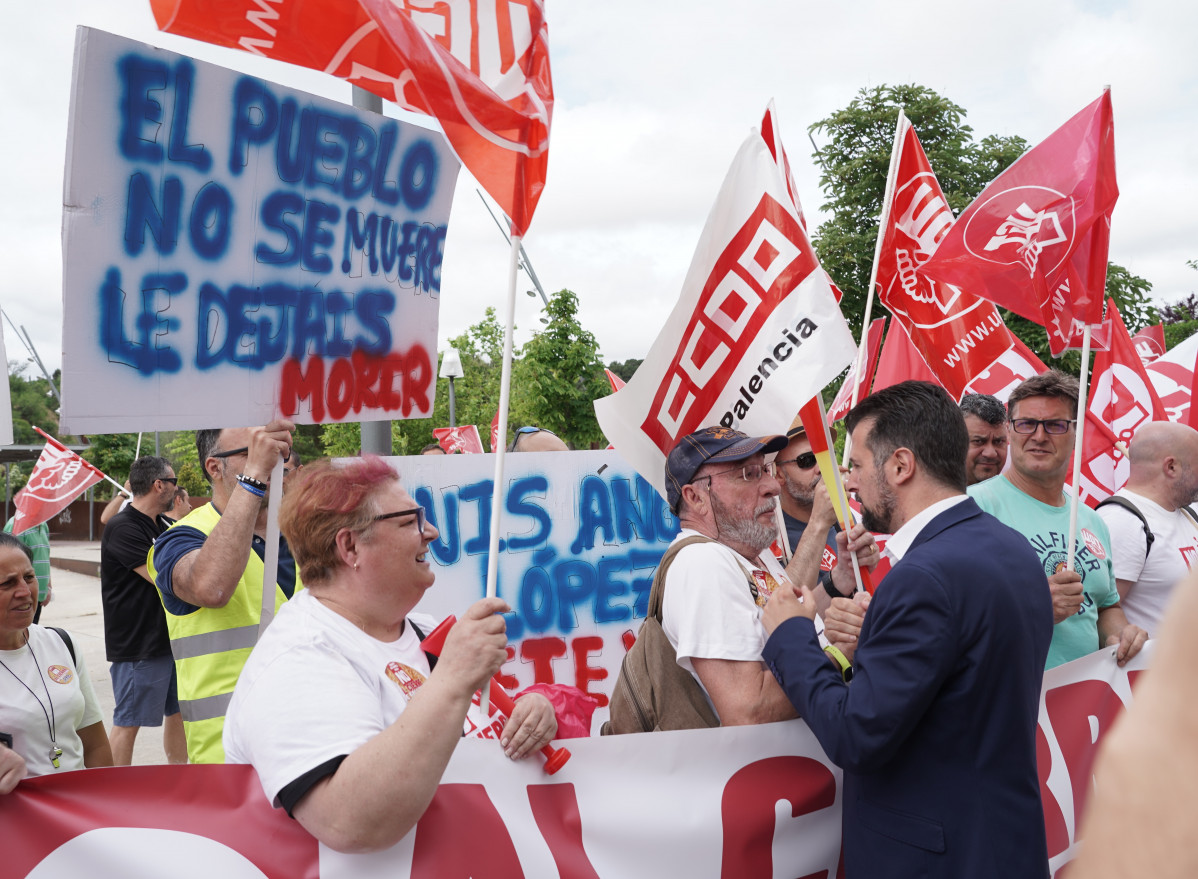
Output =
[
  {"x1": 710, "y1": 490, "x2": 776, "y2": 555},
  {"x1": 859, "y1": 471, "x2": 898, "y2": 535},
  {"x1": 781, "y1": 466, "x2": 816, "y2": 507}
]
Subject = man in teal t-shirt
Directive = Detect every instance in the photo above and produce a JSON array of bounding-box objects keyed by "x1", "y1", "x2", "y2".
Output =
[
  {"x1": 969, "y1": 371, "x2": 1147, "y2": 669},
  {"x1": 3, "y1": 517, "x2": 52, "y2": 623}
]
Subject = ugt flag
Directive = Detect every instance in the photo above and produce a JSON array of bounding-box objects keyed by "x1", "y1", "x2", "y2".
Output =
[
  {"x1": 12, "y1": 438, "x2": 105, "y2": 535},
  {"x1": 594, "y1": 125, "x2": 856, "y2": 501},
  {"x1": 151, "y1": 0, "x2": 553, "y2": 234},
  {"x1": 875, "y1": 114, "x2": 1010, "y2": 399},
  {"x1": 920, "y1": 91, "x2": 1117, "y2": 356}
]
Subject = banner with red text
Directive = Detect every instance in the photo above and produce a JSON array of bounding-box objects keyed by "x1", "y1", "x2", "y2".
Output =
[
  {"x1": 1, "y1": 645, "x2": 1148, "y2": 876},
  {"x1": 876, "y1": 116, "x2": 1010, "y2": 397},
  {"x1": 152, "y1": 0, "x2": 552, "y2": 235},
  {"x1": 594, "y1": 131, "x2": 856, "y2": 500},
  {"x1": 60, "y1": 30, "x2": 459, "y2": 434}
]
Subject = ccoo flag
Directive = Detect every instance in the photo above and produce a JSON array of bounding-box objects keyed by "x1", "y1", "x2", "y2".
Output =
[
  {"x1": 919, "y1": 91, "x2": 1117, "y2": 356},
  {"x1": 594, "y1": 126, "x2": 856, "y2": 501}
]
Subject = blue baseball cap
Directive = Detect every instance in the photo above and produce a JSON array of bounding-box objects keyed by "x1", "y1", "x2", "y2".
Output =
[{"x1": 665, "y1": 427, "x2": 787, "y2": 514}]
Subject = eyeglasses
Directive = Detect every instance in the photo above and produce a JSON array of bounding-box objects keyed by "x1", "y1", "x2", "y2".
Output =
[
  {"x1": 1009, "y1": 418, "x2": 1076, "y2": 435},
  {"x1": 158, "y1": 476, "x2": 178, "y2": 485},
  {"x1": 210, "y1": 446, "x2": 292, "y2": 462},
  {"x1": 374, "y1": 507, "x2": 426, "y2": 534},
  {"x1": 777, "y1": 452, "x2": 818, "y2": 470},
  {"x1": 692, "y1": 462, "x2": 776, "y2": 486}
]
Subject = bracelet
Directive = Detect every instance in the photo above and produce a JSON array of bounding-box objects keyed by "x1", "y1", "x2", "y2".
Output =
[
  {"x1": 823, "y1": 644, "x2": 854, "y2": 683},
  {"x1": 236, "y1": 474, "x2": 267, "y2": 497}
]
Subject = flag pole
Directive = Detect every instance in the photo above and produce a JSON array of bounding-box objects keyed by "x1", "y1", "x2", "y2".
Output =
[
  {"x1": 482, "y1": 233, "x2": 522, "y2": 714},
  {"x1": 1066, "y1": 323, "x2": 1093, "y2": 572},
  {"x1": 842, "y1": 110, "x2": 905, "y2": 468}
]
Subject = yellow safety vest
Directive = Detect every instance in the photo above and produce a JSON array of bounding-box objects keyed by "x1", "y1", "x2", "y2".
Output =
[{"x1": 148, "y1": 503, "x2": 300, "y2": 763}]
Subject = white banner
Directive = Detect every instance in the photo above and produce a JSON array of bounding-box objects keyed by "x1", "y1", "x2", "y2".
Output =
[
  {"x1": 594, "y1": 132, "x2": 856, "y2": 499},
  {"x1": 60, "y1": 28, "x2": 459, "y2": 434},
  {"x1": 1, "y1": 646, "x2": 1148, "y2": 877}
]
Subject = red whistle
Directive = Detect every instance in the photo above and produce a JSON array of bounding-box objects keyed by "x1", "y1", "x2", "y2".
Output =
[{"x1": 420, "y1": 615, "x2": 570, "y2": 775}]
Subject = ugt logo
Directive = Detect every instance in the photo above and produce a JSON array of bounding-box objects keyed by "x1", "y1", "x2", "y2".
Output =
[{"x1": 963, "y1": 185, "x2": 1075, "y2": 279}]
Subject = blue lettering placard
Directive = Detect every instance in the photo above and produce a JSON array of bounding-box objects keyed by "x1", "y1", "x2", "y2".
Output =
[{"x1": 61, "y1": 28, "x2": 459, "y2": 433}]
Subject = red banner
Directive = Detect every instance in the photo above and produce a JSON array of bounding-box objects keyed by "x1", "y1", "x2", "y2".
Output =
[
  {"x1": 1130, "y1": 324, "x2": 1166, "y2": 366},
  {"x1": 433, "y1": 424, "x2": 485, "y2": 454},
  {"x1": 151, "y1": 0, "x2": 553, "y2": 234},
  {"x1": 12, "y1": 439, "x2": 104, "y2": 535},
  {"x1": 876, "y1": 116, "x2": 1010, "y2": 397},
  {"x1": 920, "y1": 91, "x2": 1118, "y2": 356}
]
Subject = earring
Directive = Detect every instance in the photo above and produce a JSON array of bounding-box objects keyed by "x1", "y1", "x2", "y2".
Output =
[{"x1": 353, "y1": 562, "x2": 359, "y2": 571}]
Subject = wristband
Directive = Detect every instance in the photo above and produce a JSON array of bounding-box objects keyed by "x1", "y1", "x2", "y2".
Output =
[
  {"x1": 823, "y1": 644, "x2": 854, "y2": 683},
  {"x1": 236, "y1": 474, "x2": 267, "y2": 497},
  {"x1": 823, "y1": 575, "x2": 849, "y2": 600}
]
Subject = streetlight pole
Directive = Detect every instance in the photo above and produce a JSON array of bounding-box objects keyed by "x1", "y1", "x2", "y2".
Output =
[{"x1": 439, "y1": 347, "x2": 464, "y2": 427}]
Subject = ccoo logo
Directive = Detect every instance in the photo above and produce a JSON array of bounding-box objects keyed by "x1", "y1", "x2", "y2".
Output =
[{"x1": 963, "y1": 185, "x2": 1076, "y2": 279}]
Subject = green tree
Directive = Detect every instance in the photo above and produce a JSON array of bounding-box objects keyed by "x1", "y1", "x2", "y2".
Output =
[
  {"x1": 809, "y1": 83, "x2": 1153, "y2": 363},
  {"x1": 606, "y1": 359, "x2": 642, "y2": 383},
  {"x1": 516, "y1": 289, "x2": 608, "y2": 449}
]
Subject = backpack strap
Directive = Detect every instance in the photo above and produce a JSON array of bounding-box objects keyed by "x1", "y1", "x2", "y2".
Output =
[
  {"x1": 406, "y1": 619, "x2": 438, "y2": 672},
  {"x1": 46, "y1": 627, "x2": 76, "y2": 666},
  {"x1": 1182, "y1": 506, "x2": 1198, "y2": 529},
  {"x1": 647, "y1": 535, "x2": 759, "y2": 622},
  {"x1": 1096, "y1": 495, "x2": 1154, "y2": 559}
]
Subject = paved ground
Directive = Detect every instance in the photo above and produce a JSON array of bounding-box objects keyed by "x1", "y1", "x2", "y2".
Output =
[{"x1": 44, "y1": 541, "x2": 169, "y2": 766}]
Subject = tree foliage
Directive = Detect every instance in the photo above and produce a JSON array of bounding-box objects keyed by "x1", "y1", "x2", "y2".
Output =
[
  {"x1": 606, "y1": 359, "x2": 643, "y2": 382},
  {"x1": 809, "y1": 83, "x2": 1154, "y2": 364}
]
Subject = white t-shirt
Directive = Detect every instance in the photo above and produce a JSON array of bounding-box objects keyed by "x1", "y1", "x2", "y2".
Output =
[
  {"x1": 224, "y1": 589, "x2": 506, "y2": 810},
  {"x1": 1098, "y1": 488, "x2": 1198, "y2": 636},
  {"x1": 0, "y1": 625, "x2": 102, "y2": 776},
  {"x1": 661, "y1": 529, "x2": 806, "y2": 695}
]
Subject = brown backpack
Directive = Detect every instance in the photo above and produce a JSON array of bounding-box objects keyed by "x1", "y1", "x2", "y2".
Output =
[{"x1": 601, "y1": 536, "x2": 756, "y2": 734}]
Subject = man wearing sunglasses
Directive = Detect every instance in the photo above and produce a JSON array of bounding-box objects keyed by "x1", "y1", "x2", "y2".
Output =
[
  {"x1": 969, "y1": 372, "x2": 1147, "y2": 669},
  {"x1": 100, "y1": 455, "x2": 186, "y2": 765},
  {"x1": 148, "y1": 419, "x2": 298, "y2": 762},
  {"x1": 774, "y1": 421, "x2": 851, "y2": 609}
]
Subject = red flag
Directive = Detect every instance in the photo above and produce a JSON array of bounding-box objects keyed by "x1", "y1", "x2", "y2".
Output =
[
  {"x1": 433, "y1": 425, "x2": 485, "y2": 454},
  {"x1": 604, "y1": 368, "x2": 626, "y2": 393},
  {"x1": 490, "y1": 409, "x2": 501, "y2": 452},
  {"x1": 871, "y1": 322, "x2": 942, "y2": 394},
  {"x1": 1079, "y1": 300, "x2": 1166, "y2": 502},
  {"x1": 1144, "y1": 332, "x2": 1198, "y2": 424},
  {"x1": 965, "y1": 331, "x2": 1047, "y2": 403},
  {"x1": 152, "y1": 0, "x2": 554, "y2": 235},
  {"x1": 919, "y1": 91, "x2": 1118, "y2": 356},
  {"x1": 828, "y1": 317, "x2": 886, "y2": 422},
  {"x1": 12, "y1": 435, "x2": 105, "y2": 535},
  {"x1": 874, "y1": 115, "x2": 1011, "y2": 398},
  {"x1": 1130, "y1": 324, "x2": 1166, "y2": 366}
]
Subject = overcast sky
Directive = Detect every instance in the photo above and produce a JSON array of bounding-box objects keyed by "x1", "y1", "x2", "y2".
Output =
[{"x1": 3, "y1": 0, "x2": 1195, "y2": 386}]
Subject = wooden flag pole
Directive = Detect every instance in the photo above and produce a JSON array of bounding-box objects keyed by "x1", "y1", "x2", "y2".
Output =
[{"x1": 1066, "y1": 323, "x2": 1094, "y2": 572}]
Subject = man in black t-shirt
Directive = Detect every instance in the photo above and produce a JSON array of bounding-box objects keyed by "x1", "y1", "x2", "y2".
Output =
[{"x1": 100, "y1": 456, "x2": 187, "y2": 765}]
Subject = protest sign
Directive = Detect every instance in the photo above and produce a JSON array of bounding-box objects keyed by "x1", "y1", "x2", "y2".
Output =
[
  {"x1": 1, "y1": 645, "x2": 1147, "y2": 877},
  {"x1": 60, "y1": 29, "x2": 459, "y2": 435},
  {"x1": 399, "y1": 450, "x2": 678, "y2": 723}
]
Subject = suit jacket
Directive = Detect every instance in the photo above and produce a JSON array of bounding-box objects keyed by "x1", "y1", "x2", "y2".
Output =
[{"x1": 763, "y1": 498, "x2": 1052, "y2": 879}]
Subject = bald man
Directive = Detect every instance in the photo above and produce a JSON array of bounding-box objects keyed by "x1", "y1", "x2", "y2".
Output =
[{"x1": 1096, "y1": 421, "x2": 1198, "y2": 637}]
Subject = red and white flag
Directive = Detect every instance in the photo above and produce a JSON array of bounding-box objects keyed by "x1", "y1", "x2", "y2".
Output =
[
  {"x1": 152, "y1": 0, "x2": 553, "y2": 234},
  {"x1": 875, "y1": 115, "x2": 1011, "y2": 398},
  {"x1": 964, "y1": 331, "x2": 1048, "y2": 403},
  {"x1": 433, "y1": 424, "x2": 485, "y2": 454},
  {"x1": 1143, "y1": 331, "x2": 1198, "y2": 424},
  {"x1": 604, "y1": 368, "x2": 626, "y2": 393},
  {"x1": 920, "y1": 91, "x2": 1118, "y2": 356},
  {"x1": 594, "y1": 127, "x2": 856, "y2": 499},
  {"x1": 12, "y1": 435, "x2": 105, "y2": 535},
  {"x1": 1080, "y1": 300, "x2": 1168, "y2": 501},
  {"x1": 1130, "y1": 324, "x2": 1166, "y2": 366},
  {"x1": 828, "y1": 317, "x2": 886, "y2": 422},
  {"x1": 761, "y1": 100, "x2": 807, "y2": 230}
]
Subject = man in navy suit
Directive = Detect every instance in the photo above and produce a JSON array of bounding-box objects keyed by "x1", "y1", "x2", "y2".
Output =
[{"x1": 762, "y1": 381, "x2": 1052, "y2": 879}]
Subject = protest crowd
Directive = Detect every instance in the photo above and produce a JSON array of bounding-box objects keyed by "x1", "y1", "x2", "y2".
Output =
[{"x1": 4, "y1": 3, "x2": 1198, "y2": 878}]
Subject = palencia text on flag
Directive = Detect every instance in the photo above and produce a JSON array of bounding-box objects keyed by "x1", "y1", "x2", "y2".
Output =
[
  {"x1": 152, "y1": 0, "x2": 553, "y2": 234},
  {"x1": 594, "y1": 130, "x2": 856, "y2": 500},
  {"x1": 875, "y1": 115, "x2": 1011, "y2": 399},
  {"x1": 919, "y1": 91, "x2": 1118, "y2": 357},
  {"x1": 12, "y1": 441, "x2": 104, "y2": 535}
]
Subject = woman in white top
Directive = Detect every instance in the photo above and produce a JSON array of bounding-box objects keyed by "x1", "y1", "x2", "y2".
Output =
[{"x1": 0, "y1": 532, "x2": 112, "y2": 792}]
